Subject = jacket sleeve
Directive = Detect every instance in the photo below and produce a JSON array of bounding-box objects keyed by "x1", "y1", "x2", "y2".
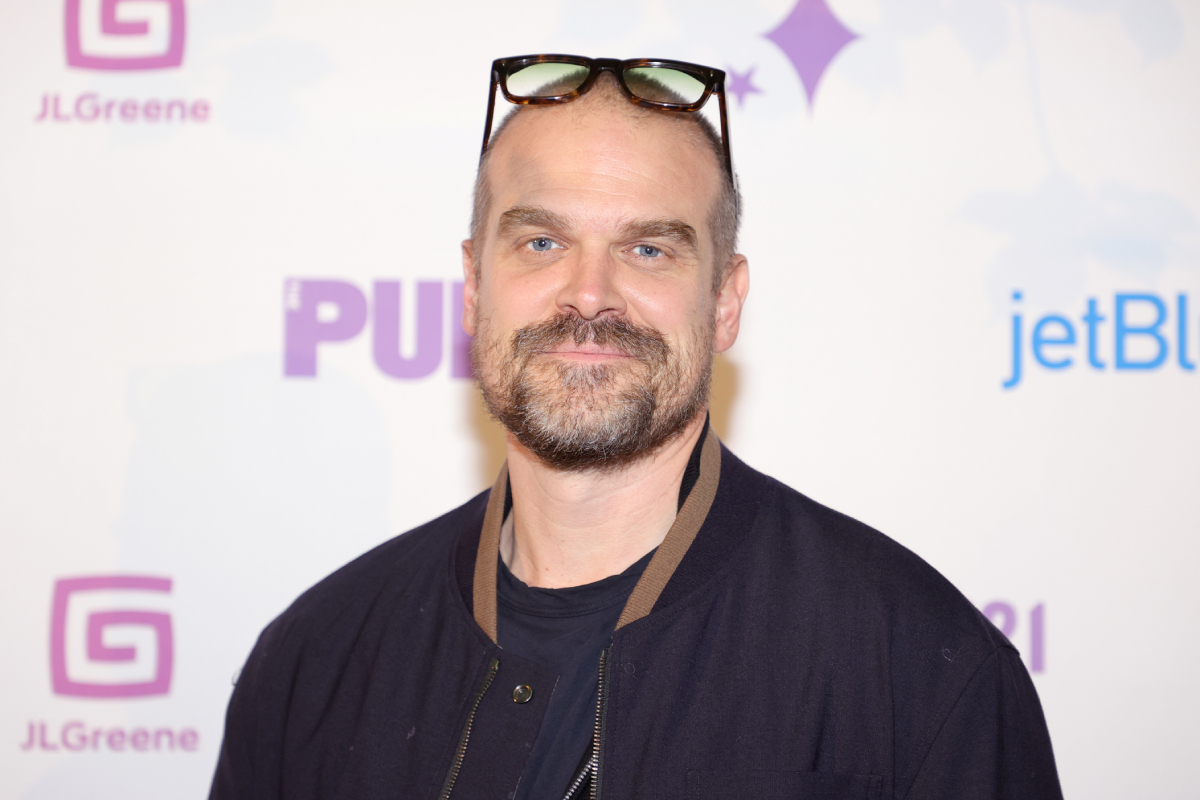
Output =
[
  {"x1": 208, "y1": 621, "x2": 286, "y2": 800},
  {"x1": 903, "y1": 646, "x2": 1063, "y2": 800}
]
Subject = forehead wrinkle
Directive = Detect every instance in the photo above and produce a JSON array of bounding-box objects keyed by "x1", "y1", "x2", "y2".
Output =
[{"x1": 497, "y1": 169, "x2": 708, "y2": 235}]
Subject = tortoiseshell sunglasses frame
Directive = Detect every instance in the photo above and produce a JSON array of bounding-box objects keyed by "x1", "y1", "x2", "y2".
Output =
[{"x1": 481, "y1": 54, "x2": 734, "y2": 183}]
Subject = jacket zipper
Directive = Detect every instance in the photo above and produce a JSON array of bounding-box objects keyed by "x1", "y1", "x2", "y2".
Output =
[
  {"x1": 437, "y1": 656, "x2": 500, "y2": 800},
  {"x1": 590, "y1": 646, "x2": 612, "y2": 800},
  {"x1": 560, "y1": 751, "x2": 592, "y2": 800}
]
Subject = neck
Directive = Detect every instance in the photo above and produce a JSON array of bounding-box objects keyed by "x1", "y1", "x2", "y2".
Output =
[{"x1": 500, "y1": 412, "x2": 708, "y2": 589}]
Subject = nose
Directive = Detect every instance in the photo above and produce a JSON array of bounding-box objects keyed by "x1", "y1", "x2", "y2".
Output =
[{"x1": 555, "y1": 246, "x2": 626, "y2": 321}]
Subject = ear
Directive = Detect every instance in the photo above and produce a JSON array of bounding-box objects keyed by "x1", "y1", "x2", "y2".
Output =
[
  {"x1": 713, "y1": 254, "x2": 749, "y2": 354},
  {"x1": 461, "y1": 239, "x2": 479, "y2": 337}
]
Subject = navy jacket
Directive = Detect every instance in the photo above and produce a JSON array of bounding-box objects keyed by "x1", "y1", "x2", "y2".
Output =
[{"x1": 210, "y1": 445, "x2": 1061, "y2": 799}]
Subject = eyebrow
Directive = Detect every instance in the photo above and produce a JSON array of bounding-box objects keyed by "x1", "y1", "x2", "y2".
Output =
[
  {"x1": 496, "y1": 206, "x2": 570, "y2": 238},
  {"x1": 496, "y1": 205, "x2": 699, "y2": 254},
  {"x1": 618, "y1": 218, "x2": 698, "y2": 254}
]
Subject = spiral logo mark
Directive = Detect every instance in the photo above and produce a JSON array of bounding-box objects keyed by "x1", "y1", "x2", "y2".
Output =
[
  {"x1": 50, "y1": 576, "x2": 174, "y2": 698},
  {"x1": 64, "y1": 0, "x2": 186, "y2": 71}
]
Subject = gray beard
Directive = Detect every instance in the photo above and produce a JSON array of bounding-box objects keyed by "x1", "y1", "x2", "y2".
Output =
[{"x1": 474, "y1": 313, "x2": 712, "y2": 471}]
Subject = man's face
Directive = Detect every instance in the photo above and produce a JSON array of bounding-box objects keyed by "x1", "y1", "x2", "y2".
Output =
[{"x1": 463, "y1": 96, "x2": 746, "y2": 469}]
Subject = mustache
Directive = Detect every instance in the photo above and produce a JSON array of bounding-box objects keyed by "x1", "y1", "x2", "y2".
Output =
[{"x1": 510, "y1": 314, "x2": 671, "y2": 363}]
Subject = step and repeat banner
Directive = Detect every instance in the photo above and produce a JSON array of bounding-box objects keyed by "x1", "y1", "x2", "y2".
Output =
[{"x1": 2, "y1": 0, "x2": 1197, "y2": 797}]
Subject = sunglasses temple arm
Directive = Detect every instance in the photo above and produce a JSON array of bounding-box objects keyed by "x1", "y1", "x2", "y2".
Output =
[
  {"x1": 716, "y1": 88, "x2": 735, "y2": 184},
  {"x1": 481, "y1": 76, "x2": 498, "y2": 156}
]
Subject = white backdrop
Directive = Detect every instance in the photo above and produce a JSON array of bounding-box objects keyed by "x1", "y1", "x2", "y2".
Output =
[{"x1": 3, "y1": 0, "x2": 1198, "y2": 797}]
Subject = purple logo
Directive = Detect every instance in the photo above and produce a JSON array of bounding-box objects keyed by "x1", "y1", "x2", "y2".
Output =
[
  {"x1": 982, "y1": 601, "x2": 1045, "y2": 673},
  {"x1": 766, "y1": 0, "x2": 858, "y2": 108},
  {"x1": 726, "y1": 65, "x2": 763, "y2": 109},
  {"x1": 284, "y1": 279, "x2": 472, "y2": 380},
  {"x1": 50, "y1": 576, "x2": 174, "y2": 698},
  {"x1": 65, "y1": 0, "x2": 186, "y2": 71}
]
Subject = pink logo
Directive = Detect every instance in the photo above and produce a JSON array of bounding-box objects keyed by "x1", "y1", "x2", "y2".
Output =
[
  {"x1": 65, "y1": 0, "x2": 186, "y2": 71},
  {"x1": 50, "y1": 576, "x2": 174, "y2": 698}
]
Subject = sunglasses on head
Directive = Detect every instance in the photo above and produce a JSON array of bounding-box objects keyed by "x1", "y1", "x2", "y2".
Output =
[{"x1": 481, "y1": 55, "x2": 734, "y2": 184}]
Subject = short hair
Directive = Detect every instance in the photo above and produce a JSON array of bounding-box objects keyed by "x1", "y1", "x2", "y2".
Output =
[{"x1": 470, "y1": 72, "x2": 741, "y2": 292}]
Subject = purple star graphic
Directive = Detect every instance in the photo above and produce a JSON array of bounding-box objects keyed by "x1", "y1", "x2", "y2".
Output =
[
  {"x1": 765, "y1": 0, "x2": 858, "y2": 108},
  {"x1": 726, "y1": 65, "x2": 763, "y2": 109}
]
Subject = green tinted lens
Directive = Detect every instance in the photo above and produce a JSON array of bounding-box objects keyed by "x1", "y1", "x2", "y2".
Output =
[
  {"x1": 506, "y1": 62, "x2": 590, "y2": 98},
  {"x1": 623, "y1": 67, "x2": 707, "y2": 105}
]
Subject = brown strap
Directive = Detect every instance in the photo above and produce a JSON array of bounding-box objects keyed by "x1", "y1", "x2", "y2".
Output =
[
  {"x1": 472, "y1": 462, "x2": 508, "y2": 643},
  {"x1": 472, "y1": 426, "x2": 721, "y2": 643},
  {"x1": 616, "y1": 428, "x2": 721, "y2": 629}
]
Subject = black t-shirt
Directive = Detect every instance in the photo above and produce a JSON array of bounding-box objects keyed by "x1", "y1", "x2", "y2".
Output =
[
  {"x1": 497, "y1": 549, "x2": 653, "y2": 800},
  {"x1": 497, "y1": 425, "x2": 707, "y2": 800}
]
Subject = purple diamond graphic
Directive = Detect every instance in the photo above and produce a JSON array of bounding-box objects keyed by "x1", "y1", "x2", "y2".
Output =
[
  {"x1": 765, "y1": 0, "x2": 858, "y2": 108},
  {"x1": 727, "y1": 65, "x2": 763, "y2": 109}
]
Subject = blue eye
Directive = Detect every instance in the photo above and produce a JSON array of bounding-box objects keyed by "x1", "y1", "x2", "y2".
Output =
[
  {"x1": 634, "y1": 245, "x2": 663, "y2": 258},
  {"x1": 529, "y1": 237, "x2": 556, "y2": 252}
]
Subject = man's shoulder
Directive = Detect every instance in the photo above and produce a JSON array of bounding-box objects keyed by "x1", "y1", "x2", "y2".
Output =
[
  {"x1": 726, "y1": 449, "x2": 1007, "y2": 650},
  {"x1": 261, "y1": 489, "x2": 488, "y2": 651},
  {"x1": 764, "y1": 472, "x2": 958, "y2": 590}
]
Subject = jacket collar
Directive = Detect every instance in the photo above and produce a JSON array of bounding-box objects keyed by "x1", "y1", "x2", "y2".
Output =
[
  {"x1": 471, "y1": 424, "x2": 722, "y2": 644},
  {"x1": 452, "y1": 426, "x2": 769, "y2": 641}
]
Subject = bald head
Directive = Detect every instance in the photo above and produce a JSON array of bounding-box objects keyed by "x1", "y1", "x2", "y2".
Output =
[{"x1": 470, "y1": 75, "x2": 740, "y2": 290}]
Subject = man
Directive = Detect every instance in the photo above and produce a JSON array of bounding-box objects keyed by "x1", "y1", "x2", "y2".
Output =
[{"x1": 211, "y1": 56, "x2": 1062, "y2": 800}]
